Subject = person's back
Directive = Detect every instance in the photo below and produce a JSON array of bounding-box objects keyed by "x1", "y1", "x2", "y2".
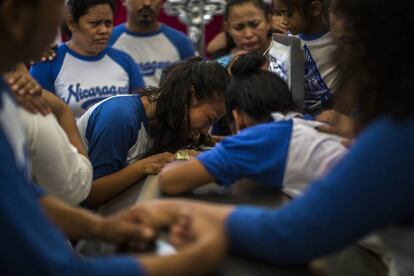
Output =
[
  {"x1": 19, "y1": 107, "x2": 92, "y2": 204},
  {"x1": 159, "y1": 53, "x2": 347, "y2": 195}
]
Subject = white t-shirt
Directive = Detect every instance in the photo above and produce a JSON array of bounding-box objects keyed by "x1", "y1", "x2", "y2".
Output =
[
  {"x1": 30, "y1": 44, "x2": 144, "y2": 119},
  {"x1": 19, "y1": 108, "x2": 92, "y2": 204},
  {"x1": 110, "y1": 24, "x2": 195, "y2": 87}
]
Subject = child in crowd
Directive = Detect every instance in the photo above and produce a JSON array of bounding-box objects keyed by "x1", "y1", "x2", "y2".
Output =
[
  {"x1": 273, "y1": 0, "x2": 340, "y2": 113},
  {"x1": 77, "y1": 57, "x2": 229, "y2": 206},
  {"x1": 159, "y1": 53, "x2": 347, "y2": 197}
]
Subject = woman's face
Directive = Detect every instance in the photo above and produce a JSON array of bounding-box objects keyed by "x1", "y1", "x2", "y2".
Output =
[
  {"x1": 273, "y1": 0, "x2": 308, "y2": 35},
  {"x1": 189, "y1": 97, "x2": 225, "y2": 135},
  {"x1": 225, "y1": 3, "x2": 270, "y2": 53},
  {"x1": 69, "y1": 4, "x2": 113, "y2": 55}
]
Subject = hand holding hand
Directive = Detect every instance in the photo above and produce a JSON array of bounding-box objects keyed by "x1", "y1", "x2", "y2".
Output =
[{"x1": 96, "y1": 206, "x2": 157, "y2": 251}]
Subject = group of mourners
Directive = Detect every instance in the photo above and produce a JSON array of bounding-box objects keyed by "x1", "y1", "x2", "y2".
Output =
[{"x1": 1, "y1": 0, "x2": 413, "y2": 275}]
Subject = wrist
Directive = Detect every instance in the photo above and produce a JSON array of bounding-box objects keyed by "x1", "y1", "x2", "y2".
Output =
[
  {"x1": 90, "y1": 215, "x2": 106, "y2": 239},
  {"x1": 132, "y1": 159, "x2": 150, "y2": 176}
]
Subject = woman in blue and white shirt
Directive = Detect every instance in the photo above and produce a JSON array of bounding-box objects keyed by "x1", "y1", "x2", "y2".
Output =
[
  {"x1": 30, "y1": 0, "x2": 144, "y2": 119},
  {"x1": 159, "y1": 53, "x2": 347, "y2": 197}
]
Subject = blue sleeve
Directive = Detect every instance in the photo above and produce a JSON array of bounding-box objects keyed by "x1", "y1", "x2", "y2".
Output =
[
  {"x1": 85, "y1": 97, "x2": 144, "y2": 179},
  {"x1": 226, "y1": 116, "x2": 414, "y2": 264},
  {"x1": 0, "y1": 128, "x2": 144, "y2": 275},
  {"x1": 107, "y1": 48, "x2": 145, "y2": 91},
  {"x1": 29, "y1": 61, "x2": 55, "y2": 92},
  {"x1": 29, "y1": 45, "x2": 66, "y2": 93},
  {"x1": 109, "y1": 24, "x2": 126, "y2": 46},
  {"x1": 197, "y1": 121, "x2": 292, "y2": 187},
  {"x1": 29, "y1": 181, "x2": 47, "y2": 198},
  {"x1": 162, "y1": 25, "x2": 195, "y2": 59}
]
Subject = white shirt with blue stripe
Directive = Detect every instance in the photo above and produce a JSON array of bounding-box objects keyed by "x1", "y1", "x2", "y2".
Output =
[
  {"x1": 30, "y1": 44, "x2": 145, "y2": 119},
  {"x1": 226, "y1": 115, "x2": 414, "y2": 276},
  {"x1": 77, "y1": 95, "x2": 152, "y2": 180},
  {"x1": 109, "y1": 24, "x2": 195, "y2": 87},
  {"x1": 299, "y1": 31, "x2": 340, "y2": 112},
  {"x1": 197, "y1": 113, "x2": 347, "y2": 197}
]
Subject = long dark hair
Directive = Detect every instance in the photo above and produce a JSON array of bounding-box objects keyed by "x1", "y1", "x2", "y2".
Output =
[
  {"x1": 227, "y1": 53, "x2": 296, "y2": 123},
  {"x1": 333, "y1": 0, "x2": 414, "y2": 130},
  {"x1": 144, "y1": 57, "x2": 228, "y2": 155}
]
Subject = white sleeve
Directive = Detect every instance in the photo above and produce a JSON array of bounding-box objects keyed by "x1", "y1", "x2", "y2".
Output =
[{"x1": 20, "y1": 109, "x2": 92, "y2": 205}]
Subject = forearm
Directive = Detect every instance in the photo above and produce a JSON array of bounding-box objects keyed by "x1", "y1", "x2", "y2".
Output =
[
  {"x1": 40, "y1": 195, "x2": 103, "y2": 240},
  {"x1": 207, "y1": 32, "x2": 227, "y2": 54},
  {"x1": 14, "y1": 62, "x2": 30, "y2": 75},
  {"x1": 42, "y1": 91, "x2": 87, "y2": 156},
  {"x1": 85, "y1": 161, "x2": 149, "y2": 207},
  {"x1": 158, "y1": 159, "x2": 214, "y2": 195},
  {"x1": 57, "y1": 107, "x2": 87, "y2": 156}
]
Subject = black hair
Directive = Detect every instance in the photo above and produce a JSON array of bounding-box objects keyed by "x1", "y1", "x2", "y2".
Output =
[
  {"x1": 213, "y1": 0, "x2": 271, "y2": 58},
  {"x1": 144, "y1": 57, "x2": 229, "y2": 155},
  {"x1": 333, "y1": 0, "x2": 414, "y2": 130},
  {"x1": 227, "y1": 53, "x2": 296, "y2": 123},
  {"x1": 224, "y1": 0, "x2": 270, "y2": 21},
  {"x1": 276, "y1": 0, "x2": 328, "y2": 22},
  {"x1": 67, "y1": 0, "x2": 115, "y2": 23}
]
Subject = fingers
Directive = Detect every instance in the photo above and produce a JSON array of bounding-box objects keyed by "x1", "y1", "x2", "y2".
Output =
[
  {"x1": 15, "y1": 95, "x2": 38, "y2": 114},
  {"x1": 169, "y1": 208, "x2": 193, "y2": 248},
  {"x1": 115, "y1": 223, "x2": 156, "y2": 252},
  {"x1": 151, "y1": 152, "x2": 175, "y2": 162},
  {"x1": 41, "y1": 48, "x2": 57, "y2": 62},
  {"x1": 6, "y1": 73, "x2": 51, "y2": 115},
  {"x1": 28, "y1": 94, "x2": 52, "y2": 115}
]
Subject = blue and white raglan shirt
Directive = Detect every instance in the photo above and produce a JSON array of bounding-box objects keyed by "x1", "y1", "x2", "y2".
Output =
[
  {"x1": 0, "y1": 79, "x2": 143, "y2": 275},
  {"x1": 197, "y1": 113, "x2": 347, "y2": 197},
  {"x1": 226, "y1": 115, "x2": 414, "y2": 276},
  {"x1": 30, "y1": 44, "x2": 145, "y2": 119},
  {"x1": 299, "y1": 31, "x2": 339, "y2": 113},
  {"x1": 110, "y1": 24, "x2": 195, "y2": 87},
  {"x1": 77, "y1": 95, "x2": 152, "y2": 180}
]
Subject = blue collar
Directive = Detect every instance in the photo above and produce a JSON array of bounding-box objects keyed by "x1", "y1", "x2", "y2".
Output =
[
  {"x1": 123, "y1": 23, "x2": 165, "y2": 37},
  {"x1": 298, "y1": 29, "x2": 329, "y2": 41},
  {"x1": 63, "y1": 43, "x2": 108, "y2": 61}
]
